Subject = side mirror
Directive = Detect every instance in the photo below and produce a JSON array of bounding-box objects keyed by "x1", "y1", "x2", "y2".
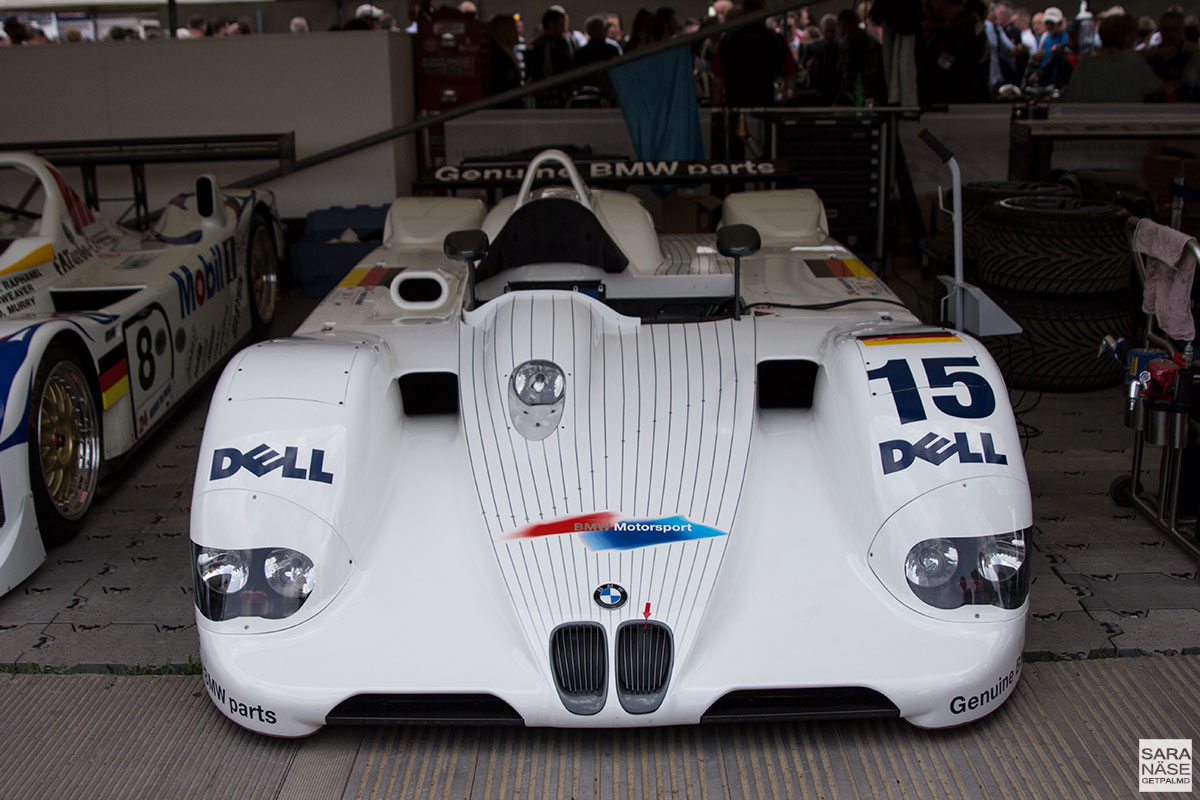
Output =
[
  {"x1": 444, "y1": 229, "x2": 489, "y2": 263},
  {"x1": 443, "y1": 229, "x2": 489, "y2": 310},
  {"x1": 716, "y1": 224, "x2": 759, "y2": 320},
  {"x1": 716, "y1": 224, "x2": 761, "y2": 259}
]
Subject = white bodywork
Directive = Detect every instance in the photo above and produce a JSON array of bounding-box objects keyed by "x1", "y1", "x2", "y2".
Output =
[
  {"x1": 0, "y1": 152, "x2": 281, "y2": 595},
  {"x1": 192, "y1": 151, "x2": 1030, "y2": 737}
]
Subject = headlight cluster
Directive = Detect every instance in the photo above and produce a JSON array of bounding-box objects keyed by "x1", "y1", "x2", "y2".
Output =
[
  {"x1": 193, "y1": 544, "x2": 316, "y2": 622},
  {"x1": 904, "y1": 529, "x2": 1029, "y2": 610}
]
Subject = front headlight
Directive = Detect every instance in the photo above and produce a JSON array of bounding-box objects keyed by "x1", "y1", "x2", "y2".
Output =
[
  {"x1": 263, "y1": 548, "x2": 315, "y2": 599},
  {"x1": 904, "y1": 530, "x2": 1030, "y2": 610},
  {"x1": 193, "y1": 544, "x2": 316, "y2": 621},
  {"x1": 904, "y1": 538, "x2": 959, "y2": 588},
  {"x1": 196, "y1": 548, "x2": 249, "y2": 594}
]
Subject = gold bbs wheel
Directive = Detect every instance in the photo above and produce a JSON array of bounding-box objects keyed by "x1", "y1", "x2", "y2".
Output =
[{"x1": 29, "y1": 347, "x2": 100, "y2": 545}]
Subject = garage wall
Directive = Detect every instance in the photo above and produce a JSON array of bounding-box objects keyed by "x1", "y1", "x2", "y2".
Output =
[{"x1": 0, "y1": 30, "x2": 414, "y2": 219}]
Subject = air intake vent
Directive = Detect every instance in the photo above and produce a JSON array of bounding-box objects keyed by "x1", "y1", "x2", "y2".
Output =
[
  {"x1": 701, "y1": 687, "x2": 900, "y2": 723},
  {"x1": 549, "y1": 622, "x2": 607, "y2": 715},
  {"x1": 615, "y1": 620, "x2": 673, "y2": 714},
  {"x1": 325, "y1": 693, "x2": 522, "y2": 725}
]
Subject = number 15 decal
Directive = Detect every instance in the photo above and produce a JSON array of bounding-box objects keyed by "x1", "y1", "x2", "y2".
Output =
[{"x1": 866, "y1": 357, "x2": 996, "y2": 424}]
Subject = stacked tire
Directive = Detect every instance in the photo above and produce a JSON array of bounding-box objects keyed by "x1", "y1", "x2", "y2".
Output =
[
  {"x1": 928, "y1": 181, "x2": 1078, "y2": 277},
  {"x1": 973, "y1": 196, "x2": 1135, "y2": 391}
]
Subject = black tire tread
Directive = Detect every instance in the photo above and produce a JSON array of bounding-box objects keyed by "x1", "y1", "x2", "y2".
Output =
[
  {"x1": 980, "y1": 287, "x2": 1135, "y2": 392},
  {"x1": 975, "y1": 198, "x2": 1132, "y2": 295}
]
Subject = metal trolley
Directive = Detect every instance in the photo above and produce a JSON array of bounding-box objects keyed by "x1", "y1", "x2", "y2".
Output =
[{"x1": 1107, "y1": 200, "x2": 1200, "y2": 564}]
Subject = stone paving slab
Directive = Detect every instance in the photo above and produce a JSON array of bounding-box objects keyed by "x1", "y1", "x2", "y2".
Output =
[
  {"x1": 1024, "y1": 609, "x2": 1118, "y2": 658},
  {"x1": 1029, "y1": 574, "x2": 1088, "y2": 616},
  {"x1": 1067, "y1": 571, "x2": 1200, "y2": 614},
  {"x1": 1095, "y1": 608, "x2": 1200, "y2": 655},
  {"x1": 14, "y1": 622, "x2": 197, "y2": 669},
  {"x1": 1038, "y1": 540, "x2": 1198, "y2": 578}
]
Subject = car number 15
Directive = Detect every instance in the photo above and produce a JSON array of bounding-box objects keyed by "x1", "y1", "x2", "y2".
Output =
[{"x1": 867, "y1": 357, "x2": 996, "y2": 424}]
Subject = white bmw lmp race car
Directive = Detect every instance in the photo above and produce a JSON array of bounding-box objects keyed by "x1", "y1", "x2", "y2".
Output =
[
  {"x1": 191, "y1": 149, "x2": 1031, "y2": 737},
  {"x1": 0, "y1": 152, "x2": 281, "y2": 596}
]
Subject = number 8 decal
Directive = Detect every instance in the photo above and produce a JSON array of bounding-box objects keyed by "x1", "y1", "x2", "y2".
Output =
[
  {"x1": 867, "y1": 357, "x2": 996, "y2": 423},
  {"x1": 136, "y1": 325, "x2": 156, "y2": 392}
]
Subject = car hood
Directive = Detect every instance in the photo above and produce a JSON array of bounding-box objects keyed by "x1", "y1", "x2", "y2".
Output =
[{"x1": 459, "y1": 290, "x2": 756, "y2": 669}]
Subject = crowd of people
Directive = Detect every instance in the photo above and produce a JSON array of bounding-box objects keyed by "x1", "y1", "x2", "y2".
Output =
[{"x1": 5, "y1": 1, "x2": 1200, "y2": 104}]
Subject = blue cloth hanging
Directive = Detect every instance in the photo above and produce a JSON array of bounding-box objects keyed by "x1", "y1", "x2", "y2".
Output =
[{"x1": 609, "y1": 46, "x2": 705, "y2": 196}]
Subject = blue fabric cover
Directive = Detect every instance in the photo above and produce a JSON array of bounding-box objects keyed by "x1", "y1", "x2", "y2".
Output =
[{"x1": 609, "y1": 46, "x2": 705, "y2": 196}]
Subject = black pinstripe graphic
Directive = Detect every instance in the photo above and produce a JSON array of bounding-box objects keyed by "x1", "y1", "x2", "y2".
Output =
[
  {"x1": 494, "y1": 300, "x2": 530, "y2": 525},
  {"x1": 632, "y1": 326, "x2": 642, "y2": 515},
  {"x1": 674, "y1": 325, "x2": 691, "y2": 513},
  {"x1": 687, "y1": 324, "x2": 705, "y2": 516}
]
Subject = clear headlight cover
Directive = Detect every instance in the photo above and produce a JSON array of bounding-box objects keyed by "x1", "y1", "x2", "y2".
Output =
[
  {"x1": 196, "y1": 548, "x2": 249, "y2": 594},
  {"x1": 905, "y1": 530, "x2": 1031, "y2": 610},
  {"x1": 193, "y1": 544, "x2": 316, "y2": 622},
  {"x1": 264, "y1": 548, "x2": 316, "y2": 599},
  {"x1": 904, "y1": 539, "x2": 959, "y2": 588}
]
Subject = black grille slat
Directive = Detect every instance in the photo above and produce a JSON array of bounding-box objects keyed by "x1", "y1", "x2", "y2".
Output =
[
  {"x1": 616, "y1": 621, "x2": 673, "y2": 714},
  {"x1": 550, "y1": 623, "x2": 607, "y2": 715}
]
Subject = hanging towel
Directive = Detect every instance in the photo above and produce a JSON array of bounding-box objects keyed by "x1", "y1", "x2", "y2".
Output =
[{"x1": 1135, "y1": 218, "x2": 1197, "y2": 342}]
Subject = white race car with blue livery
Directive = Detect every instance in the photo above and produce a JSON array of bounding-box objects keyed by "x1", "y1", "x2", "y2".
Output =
[
  {"x1": 191, "y1": 150, "x2": 1029, "y2": 737},
  {"x1": 0, "y1": 152, "x2": 280, "y2": 595}
]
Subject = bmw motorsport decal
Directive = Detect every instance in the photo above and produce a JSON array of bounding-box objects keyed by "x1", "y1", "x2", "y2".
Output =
[
  {"x1": 594, "y1": 583, "x2": 627, "y2": 609},
  {"x1": 503, "y1": 512, "x2": 726, "y2": 550}
]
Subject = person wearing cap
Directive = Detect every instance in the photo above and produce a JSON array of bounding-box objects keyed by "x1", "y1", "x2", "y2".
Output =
[
  {"x1": 1032, "y1": 16, "x2": 1081, "y2": 86},
  {"x1": 355, "y1": 4, "x2": 384, "y2": 28},
  {"x1": 1035, "y1": 6, "x2": 1067, "y2": 66}
]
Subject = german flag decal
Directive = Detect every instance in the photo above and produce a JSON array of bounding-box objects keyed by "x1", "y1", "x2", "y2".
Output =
[
  {"x1": 806, "y1": 258, "x2": 874, "y2": 278},
  {"x1": 98, "y1": 346, "x2": 130, "y2": 409},
  {"x1": 858, "y1": 331, "x2": 962, "y2": 346},
  {"x1": 338, "y1": 267, "x2": 404, "y2": 288}
]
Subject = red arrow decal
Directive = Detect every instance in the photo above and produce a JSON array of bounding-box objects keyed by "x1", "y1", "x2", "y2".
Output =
[{"x1": 643, "y1": 602, "x2": 651, "y2": 631}]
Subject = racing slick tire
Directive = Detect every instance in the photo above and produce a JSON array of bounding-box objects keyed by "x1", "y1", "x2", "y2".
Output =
[
  {"x1": 975, "y1": 197, "x2": 1132, "y2": 295},
  {"x1": 27, "y1": 344, "x2": 101, "y2": 547},
  {"x1": 247, "y1": 212, "x2": 280, "y2": 334},
  {"x1": 980, "y1": 287, "x2": 1135, "y2": 392}
]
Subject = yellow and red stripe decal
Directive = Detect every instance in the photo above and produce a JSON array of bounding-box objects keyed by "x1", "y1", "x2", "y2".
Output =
[
  {"x1": 0, "y1": 243, "x2": 53, "y2": 277},
  {"x1": 98, "y1": 346, "x2": 130, "y2": 409},
  {"x1": 806, "y1": 258, "x2": 874, "y2": 278},
  {"x1": 338, "y1": 267, "x2": 403, "y2": 288},
  {"x1": 859, "y1": 331, "x2": 962, "y2": 346}
]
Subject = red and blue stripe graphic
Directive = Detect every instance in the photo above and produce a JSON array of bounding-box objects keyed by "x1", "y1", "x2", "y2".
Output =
[{"x1": 503, "y1": 512, "x2": 726, "y2": 551}]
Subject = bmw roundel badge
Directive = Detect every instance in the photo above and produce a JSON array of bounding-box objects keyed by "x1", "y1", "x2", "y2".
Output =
[{"x1": 594, "y1": 583, "x2": 627, "y2": 610}]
